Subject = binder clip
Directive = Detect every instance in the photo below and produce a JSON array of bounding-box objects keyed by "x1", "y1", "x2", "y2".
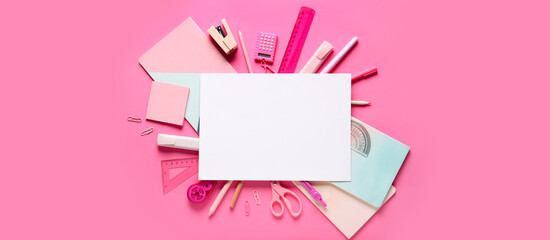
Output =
[{"x1": 207, "y1": 19, "x2": 238, "y2": 55}]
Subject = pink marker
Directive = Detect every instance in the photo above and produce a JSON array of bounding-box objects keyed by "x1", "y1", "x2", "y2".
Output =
[
  {"x1": 352, "y1": 66, "x2": 378, "y2": 81},
  {"x1": 300, "y1": 181, "x2": 327, "y2": 207}
]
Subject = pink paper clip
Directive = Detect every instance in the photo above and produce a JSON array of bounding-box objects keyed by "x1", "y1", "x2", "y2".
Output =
[
  {"x1": 245, "y1": 200, "x2": 250, "y2": 216},
  {"x1": 140, "y1": 127, "x2": 154, "y2": 136},
  {"x1": 253, "y1": 190, "x2": 261, "y2": 205},
  {"x1": 127, "y1": 117, "x2": 142, "y2": 123}
]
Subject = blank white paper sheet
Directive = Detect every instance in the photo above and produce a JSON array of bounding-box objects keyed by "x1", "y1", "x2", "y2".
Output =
[{"x1": 199, "y1": 73, "x2": 351, "y2": 181}]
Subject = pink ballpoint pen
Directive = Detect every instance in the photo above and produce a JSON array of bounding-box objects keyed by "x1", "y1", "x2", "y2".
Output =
[
  {"x1": 351, "y1": 66, "x2": 378, "y2": 81},
  {"x1": 300, "y1": 181, "x2": 327, "y2": 207}
]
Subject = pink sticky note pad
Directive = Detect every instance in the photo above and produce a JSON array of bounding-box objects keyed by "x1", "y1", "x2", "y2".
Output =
[{"x1": 146, "y1": 81, "x2": 190, "y2": 126}]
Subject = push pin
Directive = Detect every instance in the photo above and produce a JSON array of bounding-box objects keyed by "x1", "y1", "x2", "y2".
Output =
[{"x1": 208, "y1": 19, "x2": 238, "y2": 55}]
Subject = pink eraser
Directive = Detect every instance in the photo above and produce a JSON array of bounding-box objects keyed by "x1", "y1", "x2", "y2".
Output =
[{"x1": 314, "y1": 41, "x2": 334, "y2": 60}]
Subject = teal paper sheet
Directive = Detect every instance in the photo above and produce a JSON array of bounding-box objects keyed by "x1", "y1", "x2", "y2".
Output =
[{"x1": 332, "y1": 119, "x2": 409, "y2": 207}]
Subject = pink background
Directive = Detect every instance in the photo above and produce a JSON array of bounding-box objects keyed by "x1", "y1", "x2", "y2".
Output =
[{"x1": 1, "y1": 0, "x2": 549, "y2": 239}]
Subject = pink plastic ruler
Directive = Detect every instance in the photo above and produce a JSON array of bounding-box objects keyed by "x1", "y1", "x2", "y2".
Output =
[
  {"x1": 161, "y1": 157, "x2": 198, "y2": 194},
  {"x1": 278, "y1": 7, "x2": 315, "y2": 73}
]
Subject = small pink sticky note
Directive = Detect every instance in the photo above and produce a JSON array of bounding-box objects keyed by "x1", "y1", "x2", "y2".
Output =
[{"x1": 146, "y1": 81, "x2": 190, "y2": 126}]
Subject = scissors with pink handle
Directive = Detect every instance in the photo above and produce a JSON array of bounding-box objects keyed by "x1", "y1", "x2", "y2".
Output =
[{"x1": 270, "y1": 181, "x2": 302, "y2": 217}]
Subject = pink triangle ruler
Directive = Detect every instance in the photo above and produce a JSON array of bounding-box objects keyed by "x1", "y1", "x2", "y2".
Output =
[
  {"x1": 161, "y1": 157, "x2": 198, "y2": 194},
  {"x1": 278, "y1": 7, "x2": 316, "y2": 73}
]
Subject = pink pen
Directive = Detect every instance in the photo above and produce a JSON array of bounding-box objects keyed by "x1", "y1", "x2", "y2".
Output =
[
  {"x1": 351, "y1": 66, "x2": 378, "y2": 81},
  {"x1": 300, "y1": 181, "x2": 327, "y2": 207}
]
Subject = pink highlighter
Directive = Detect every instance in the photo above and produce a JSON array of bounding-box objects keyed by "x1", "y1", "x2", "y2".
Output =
[{"x1": 300, "y1": 181, "x2": 327, "y2": 207}]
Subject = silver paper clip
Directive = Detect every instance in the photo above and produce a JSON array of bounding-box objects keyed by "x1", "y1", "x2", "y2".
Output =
[
  {"x1": 253, "y1": 190, "x2": 261, "y2": 205},
  {"x1": 127, "y1": 117, "x2": 142, "y2": 123},
  {"x1": 140, "y1": 127, "x2": 154, "y2": 136}
]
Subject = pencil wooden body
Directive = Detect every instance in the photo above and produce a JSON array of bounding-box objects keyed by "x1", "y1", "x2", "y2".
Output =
[
  {"x1": 229, "y1": 181, "x2": 244, "y2": 208},
  {"x1": 351, "y1": 100, "x2": 370, "y2": 105}
]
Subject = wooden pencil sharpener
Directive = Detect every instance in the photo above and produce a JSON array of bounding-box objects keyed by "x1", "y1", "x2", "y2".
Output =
[{"x1": 208, "y1": 19, "x2": 238, "y2": 55}]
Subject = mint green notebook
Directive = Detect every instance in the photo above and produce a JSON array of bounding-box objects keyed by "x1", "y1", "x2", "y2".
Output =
[{"x1": 332, "y1": 117, "x2": 410, "y2": 207}]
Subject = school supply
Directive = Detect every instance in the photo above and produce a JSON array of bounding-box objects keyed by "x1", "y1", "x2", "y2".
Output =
[
  {"x1": 299, "y1": 41, "x2": 333, "y2": 73},
  {"x1": 187, "y1": 181, "x2": 216, "y2": 203},
  {"x1": 139, "y1": 17, "x2": 237, "y2": 133},
  {"x1": 254, "y1": 32, "x2": 278, "y2": 64},
  {"x1": 230, "y1": 181, "x2": 244, "y2": 208},
  {"x1": 351, "y1": 100, "x2": 370, "y2": 105},
  {"x1": 207, "y1": 19, "x2": 238, "y2": 55},
  {"x1": 294, "y1": 181, "x2": 396, "y2": 239},
  {"x1": 127, "y1": 117, "x2": 142, "y2": 123},
  {"x1": 278, "y1": 7, "x2": 316, "y2": 73},
  {"x1": 260, "y1": 61, "x2": 276, "y2": 73},
  {"x1": 238, "y1": 30, "x2": 253, "y2": 73},
  {"x1": 300, "y1": 181, "x2": 327, "y2": 207},
  {"x1": 253, "y1": 190, "x2": 261, "y2": 205},
  {"x1": 350, "y1": 118, "x2": 370, "y2": 156},
  {"x1": 157, "y1": 134, "x2": 199, "y2": 151},
  {"x1": 146, "y1": 81, "x2": 190, "y2": 126},
  {"x1": 209, "y1": 181, "x2": 234, "y2": 216},
  {"x1": 140, "y1": 127, "x2": 154, "y2": 136},
  {"x1": 320, "y1": 36, "x2": 359, "y2": 73},
  {"x1": 199, "y1": 73, "x2": 351, "y2": 181},
  {"x1": 270, "y1": 181, "x2": 302, "y2": 217},
  {"x1": 140, "y1": 13, "x2": 408, "y2": 238},
  {"x1": 161, "y1": 158, "x2": 199, "y2": 194},
  {"x1": 245, "y1": 200, "x2": 250, "y2": 216},
  {"x1": 352, "y1": 66, "x2": 377, "y2": 81},
  {"x1": 332, "y1": 117, "x2": 409, "y2": 207}
]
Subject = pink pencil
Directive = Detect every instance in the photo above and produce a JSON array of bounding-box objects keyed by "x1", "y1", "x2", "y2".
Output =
[
  {"x1": 238, "y1": 30, "x2": 253, "y2": 73},
  {"x1": 351, "y1": 66, "x2": 377, "y2": 81}
]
